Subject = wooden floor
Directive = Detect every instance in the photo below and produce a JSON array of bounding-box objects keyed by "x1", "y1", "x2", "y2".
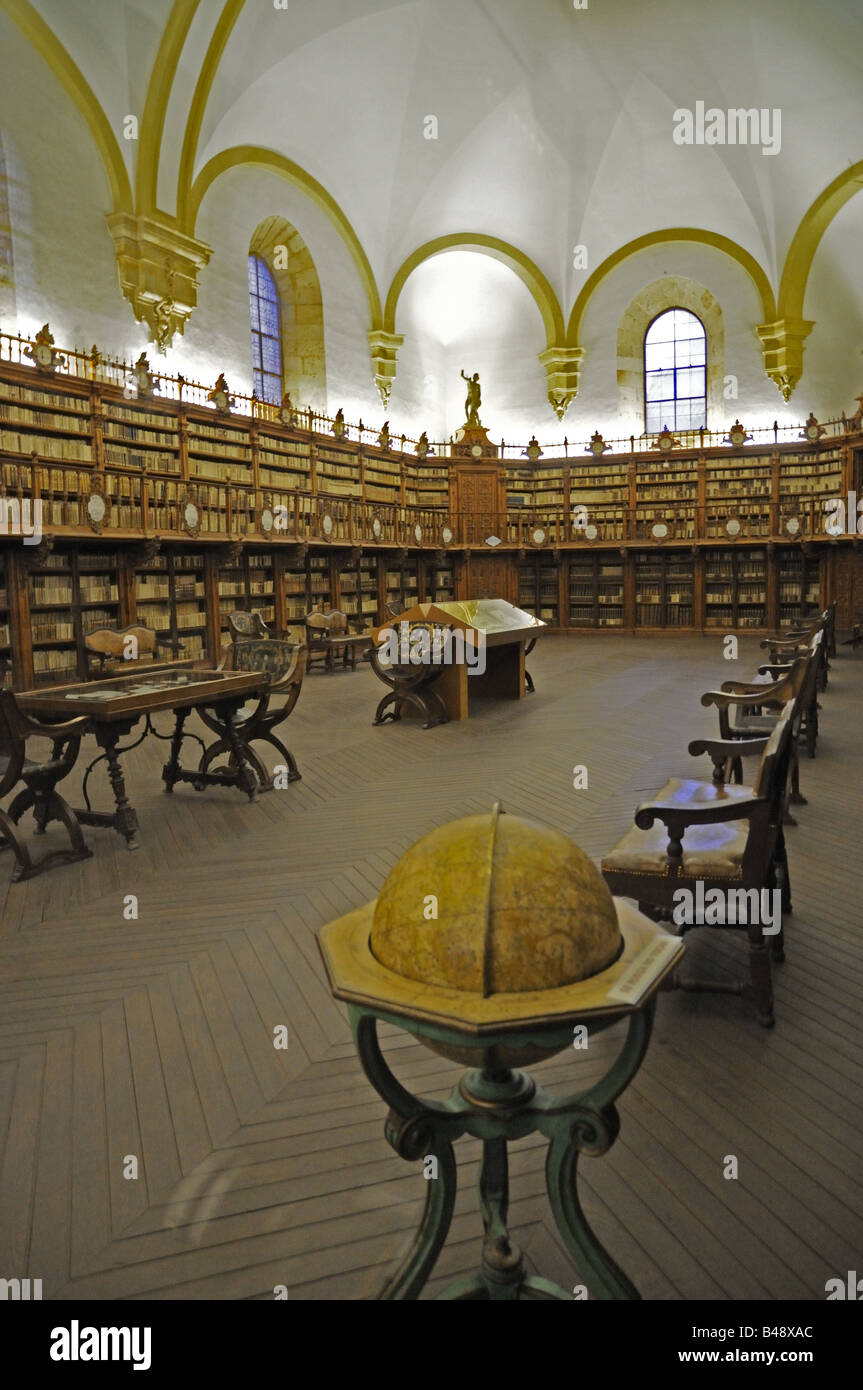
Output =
[{"x1": 0, "y1": 635, "x2": 861, "y2": 1301}]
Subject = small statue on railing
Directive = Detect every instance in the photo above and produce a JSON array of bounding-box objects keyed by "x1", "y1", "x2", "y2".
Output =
[
  {"x1": 332, "y1": 407, "x2": 346, "y2": 439},
  {"x1": 132, "y1": 352, "x2": 156, "y2": 397},
  {"x1": 377, "y1": 420, "x2": 391, "y2": 451},
  {"x1": 416, "y1": 431, "x2": 433, "y2": 459},
  {"x1": 208, "y1": 373, "x2": 234, "y2": 414},
  {"x1": 280, "y1": 392, "x2": 298, "y2": 428},
  {"x1": 460, "y1": 369, "x2": 482, "y2": 426}
]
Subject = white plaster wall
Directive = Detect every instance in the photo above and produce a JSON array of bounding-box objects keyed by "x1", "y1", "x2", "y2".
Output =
[{"x1": 0, "y1": 15, "x2": 146, "y2": 358}]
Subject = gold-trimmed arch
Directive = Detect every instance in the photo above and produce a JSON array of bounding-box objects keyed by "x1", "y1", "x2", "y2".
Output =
[
  {"x1": 136, "y1": 0, "x2": 200, "y2": 216},
  {"x1": 567, "y1": 229, "x2": 776, "y2": 345},
  {"x1": 384, "y1": 234, "x2": 565, "y2": 347},
  {"x1": 0, "y1": 0, "x2": 132, "y2": 213},
  {"x1": 188, "y1": 145, "x2": 382, "y2": 326},
  {"x1": 778, "y1": 160, "x2": 863, "y2": 320},
  {"x1": 177, "y1": 0, "x2": 245, "y2": 229}
]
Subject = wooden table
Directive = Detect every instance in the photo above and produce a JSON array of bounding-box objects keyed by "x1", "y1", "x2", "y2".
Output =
[{"x1": 17, "y1": 664, "x2": 267, "y2": 850}]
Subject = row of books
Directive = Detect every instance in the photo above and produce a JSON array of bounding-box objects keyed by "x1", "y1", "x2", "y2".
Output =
[
  {"x1": 1, "y1": 384, "x2": 90, "y2": 412},
  {"x1": 0, "y1": 430, "x2": 92, "y2": 460},
  {"x1": 79, "y1": 581, "x2": 118, "y2": 602},
  {"x1": 0, "y1": 405, "x2": 91, "y2": 433}
]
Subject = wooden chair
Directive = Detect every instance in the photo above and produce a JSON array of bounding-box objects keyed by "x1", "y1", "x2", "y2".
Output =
[
  {"x1": 85, "y1": 624, "x2": 176, "y2": 678},
  {"x1": 601, "y1": 705, "x2": 795, "y2": 1027},
  {"x1": 761, "y1": 606, "x2": 832, "y2": 690},
  {"x1": 0, "y1": 690, "x2": 92, "y2": 880},
  {"x1": 699, "y1": 635, "x2": 820, "y2": 805},
  {"x1": 196, "y1": 640, "x2": 307, "y2": 791},
  {"x1": 304, "y1": 610, "x2": 334, "y2": 671},
  {"x1": 227, "y1": 610, "x2": 271, "y2": 643}
]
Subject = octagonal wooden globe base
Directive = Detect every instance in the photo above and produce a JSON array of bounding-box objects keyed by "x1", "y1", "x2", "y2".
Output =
[{"x1": 320, "y1": 899, "x2": 683, "y2": 1301}]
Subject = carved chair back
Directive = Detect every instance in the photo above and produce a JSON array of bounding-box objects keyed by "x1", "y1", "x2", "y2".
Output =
[
  {"x1": 228, "y1": 610, "x2": 271, "y2": 642},
  {"x1": 84, "y1": 624, "x2": 164, "y2": 676}
]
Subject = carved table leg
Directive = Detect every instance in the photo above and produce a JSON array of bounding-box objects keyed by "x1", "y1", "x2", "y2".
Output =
[
  {"x1": 100, "y1": 731, "x2": 141, "y2": 851},
  {"x1": 162, "y1": 709, "x2": 188, "y2": 793}
]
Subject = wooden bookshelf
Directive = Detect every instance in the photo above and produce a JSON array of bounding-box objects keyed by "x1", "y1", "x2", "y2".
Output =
[
  {"x1": 634, "y1": 551, "x2": 695, "y2": 628},
  {"x1": 703, "y1": 547, "x2": 768, "y2": 630},
  {"x1": 567, "y1": 553, "x2": 625, "y2": 629},
  {"x1": 517, "y1": 555, "x2": 560, "y2": 626}
]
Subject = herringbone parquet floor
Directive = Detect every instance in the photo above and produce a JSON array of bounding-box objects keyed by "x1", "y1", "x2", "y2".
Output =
[{"x1": 0, "y1": 636, "x2": 860, "y2": 1300}]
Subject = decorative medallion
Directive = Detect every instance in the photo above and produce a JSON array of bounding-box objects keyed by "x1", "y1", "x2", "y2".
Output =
[
  {"x1": 25, "y1": 323, "x2": 65, "y2": 373},
  {"x1": 414, "y1": 523, "x2": 423, "y2": 544},
  {"x1": 372, "y1": 516, "x2": 383, "y2": 540},
  {"x1": 321, "y1": 513, "x2": 334, "y2": 538},
  {"x1": 586, "y1": 431, "x2": 608, "y2": 457},
  {"x1": 724, "y1": 420, "x2": 752, "y2": 448},
  {"x1": 726, "y1": 518, "x2": 742, "y2": 536},
  {"x1": 651, "y1": 426, "x2": 680, "y2": 453},
  {"x1": 181, "y1": 492, "x2": 201, "y2": 538},
  {"x1": 207, "y1": 373, "x2": 234, "y2": 414},
  {"x1": 800, "y1": 412, "x2": 825, "y2": 443},
  {"x1": 523, "y1": 436, "x2": 543, "y2": 464},
  {"x1": 441, "y1": 524, "x2": 453, "y2": 546},
  {"x1": 786, "y1": 517, "x2": 800, "y2": 535},
  {"x1": 530, "y1": 527, "x2": 546, "y2": 546},
  {"x1": 584, "y1": 523, "x2": 598, "y2": 540},
  {"x1": 471, "y1": 444, "x2": 483, "y2": 458},
  {"x1": 260, "y1": 507, "x2": 274, "y2": 535},
  {"x1": 87, "y1": 473, "x2": 110, "y2": 535},
  {"x1": 651, "y1": 521, "x2": 669, "y2": 540},
  {"x1": 485, "y1": 534, "x2": 501, "y2": 547}
]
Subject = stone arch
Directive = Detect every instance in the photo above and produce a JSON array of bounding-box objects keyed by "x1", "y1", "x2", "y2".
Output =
[
  {"x1": 617, "y1": 276, "x2": 724, "y2": 432},
  {"x1": 249, "y1": 216, "x2": 326, "y2": 413}
]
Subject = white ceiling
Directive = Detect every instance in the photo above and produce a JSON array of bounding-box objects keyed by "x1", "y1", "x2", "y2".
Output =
[{"x1": 24, "y1": 0, "x2": 863, "y2": 306}]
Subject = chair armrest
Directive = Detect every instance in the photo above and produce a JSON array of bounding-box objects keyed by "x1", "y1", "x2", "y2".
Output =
[
  {"x1": 688, "y1": 735, "x2": 769, "y2": 760},
  {"x1": 756, "y1": 662, "x2": 792, "y2": 677},
  {"x1": 13, "y1": 707, "x2": 91, "y2": 739},
  {"x1": 702, "y1": 681, "x2": 786, "y2": 708},
  {"x1": 634, "y1": 795, "x2": 763, "y2": 833}
]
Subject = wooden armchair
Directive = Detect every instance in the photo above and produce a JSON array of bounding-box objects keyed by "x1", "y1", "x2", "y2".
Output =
[
  {"x1": 702, "y1": 633, "x2": 821, "y2": 780},
  {"x1": 304, "y1": 609, "x2": 363, "y2": 671},
  {"x1": 85, "y1": 624, "x2": 176, "y2": 678},
  {"x1": 227, "y1": 610, "x2": 271, "y2": 642},
  {"x1": 761, "y1": 606, "x2": 832, "y2": 690},
  {"x1": 0, "y1": 690, "x2": 92, "y2": 880},
  {"x1": 197, "y1": 639, "x2": 307, "y2": 791},
  {"x1": 601, "y1": 705, "x2": 795, "y2": 1027}
]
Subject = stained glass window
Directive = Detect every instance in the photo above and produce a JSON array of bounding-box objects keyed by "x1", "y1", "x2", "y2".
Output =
[
  {"x1": 248, "y1": 254, "x2": 282, "y2": 405},
  {"x1": 644, "y1": 308, "x2": 706, "y2": 434}
]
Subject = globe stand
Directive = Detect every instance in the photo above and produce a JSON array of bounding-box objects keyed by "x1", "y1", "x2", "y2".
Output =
[{"x1": 350, "y1": 1002, "x2": 655, "y2": 1301}]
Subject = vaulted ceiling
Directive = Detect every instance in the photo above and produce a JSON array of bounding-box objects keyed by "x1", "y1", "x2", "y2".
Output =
[{"x1": 9, "y1": 0, "x2": 863, "y2": 302}]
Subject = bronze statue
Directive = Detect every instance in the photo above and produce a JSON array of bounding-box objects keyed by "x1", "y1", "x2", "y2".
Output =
[{"x1": 460, "y1": 370, "x2": 482, "y2": 426}]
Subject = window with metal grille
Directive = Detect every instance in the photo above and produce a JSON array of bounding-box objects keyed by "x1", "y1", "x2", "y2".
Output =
[
  {"x1": 248, "y1": 254, "x2": 282, "y2": 405},
  {"x1": 644, "y1": 308, "x2": 706, "y2": 434}
]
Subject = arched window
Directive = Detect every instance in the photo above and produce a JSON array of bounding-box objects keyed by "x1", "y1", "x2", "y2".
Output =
[
  {"x1": 644, "y1": 308, "x2": 706, "y2": 433},
  {"x1": 248, "y1": 254, "x2": 282, "y2": 404}
]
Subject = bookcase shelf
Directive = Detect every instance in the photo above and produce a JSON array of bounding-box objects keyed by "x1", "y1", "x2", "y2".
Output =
[
  {"x1": 385, "y1": 558, "x2": 419, "y2": 612},
  {"x1": 776, "y1": 546, "x2": 820, "y2": 626},
  {"x1": 634, "y1": 551, "x2": 695, "y2": 628},
  {"x1": 703, "y1": 547, "x2": 767, "y2": 629},
  {"x1": 518, "y1": 556, "x2": 559, "y2": 626},
  {"x1": 568, "y1": 554, "x2": 625, "y2": 628}
]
